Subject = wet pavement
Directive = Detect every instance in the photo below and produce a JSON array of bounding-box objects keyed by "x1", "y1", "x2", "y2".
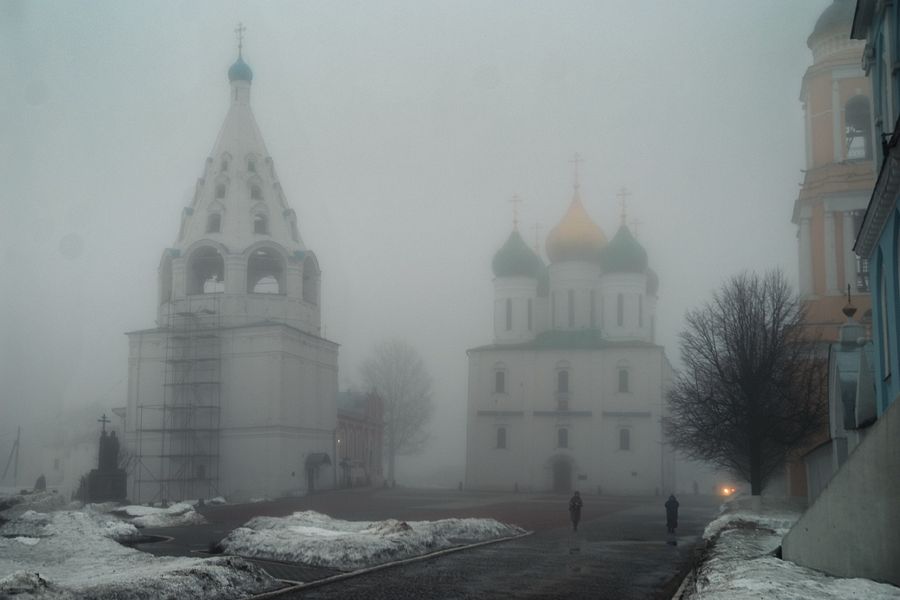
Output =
[{"x1": 137, "y1": 488, "x2": 721, "y2": 600}]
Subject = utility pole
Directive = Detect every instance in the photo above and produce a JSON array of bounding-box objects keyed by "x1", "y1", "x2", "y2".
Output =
[{"x1": 2, "y1": 427, "x2": 21, "y2": 487}]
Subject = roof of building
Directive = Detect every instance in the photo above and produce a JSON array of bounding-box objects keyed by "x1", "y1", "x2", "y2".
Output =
[
  {"x1": 545, "y1": 190, "x2": 607, "y2": 263},
  {"x1": 228, "y1": 55, "x2": 253, "y2": 82},
  {"x1": 599, "y1": 224, "x2": 648, "y2": 273},
  {"x1": 492, "y1": 229, "x2": 544, "y2": 278}
]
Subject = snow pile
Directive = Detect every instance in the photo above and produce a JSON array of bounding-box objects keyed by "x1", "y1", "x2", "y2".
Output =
[
  {"x1": 111, "y1": 502, "x2": 206, "y2": 528},
  {"x1": 0, "y1": 490, "x2": 66, "y2": 520},
  {"x1": 683, "y1": 496, "x2": 900, "y2": 600},
  {"x1": 221, "y1": 510, "x2": 526, "y2": 570},
  {"x1": 0, "y1": 509, "x2": 277, "y2": 599}
]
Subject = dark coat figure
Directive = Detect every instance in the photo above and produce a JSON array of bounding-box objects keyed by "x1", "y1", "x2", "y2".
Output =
[
  {"x1": 34, "y1": 474, "x2": 46, "y2": 491},
  {"x1": 665, "y1": 494, "x2": 679, "y2": 534},
  {"x1": 568, "y1": 491, "x2": 583, "y2": 532}
]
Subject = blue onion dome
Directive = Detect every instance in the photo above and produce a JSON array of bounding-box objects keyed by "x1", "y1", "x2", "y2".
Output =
[
  {"x1": 492, "y1": 230, "x2": 544, "y2": 278},
  {"x1": 228, "y1": 56, "x2": 253, "y2": 83},
  {"x1": 646, "y1": 268, "x2": 659, "y2": 296},
  {"x1": 808, "y1": 0, "x2": 853, "y2": 47},
  {"x1": 599, "y1": 224, "x2": 648, "y2": 273}
]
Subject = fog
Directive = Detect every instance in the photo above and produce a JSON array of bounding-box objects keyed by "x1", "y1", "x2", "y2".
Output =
[{"x1": 1, "y1": 1, "x2": 826, "y2": 486}]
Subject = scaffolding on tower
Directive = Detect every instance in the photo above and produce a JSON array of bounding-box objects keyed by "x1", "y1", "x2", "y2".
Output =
[{"x1": 133, "y1": 295, "x2": 222, "y2": 503}]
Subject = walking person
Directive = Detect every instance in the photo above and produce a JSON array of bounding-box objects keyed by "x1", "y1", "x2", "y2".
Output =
[
  {"x1": 665, "y1": 494, "x2": 679, "y2": 534},
  {"x1": 568, "y1": 490, "x2": 583, "y2": 532}
]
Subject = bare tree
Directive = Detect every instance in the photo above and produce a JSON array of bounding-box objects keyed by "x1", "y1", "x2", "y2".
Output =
[
  {"x1": 664, "y1": 270, "x2": 827, "y2": 495},
  {"x1": 361, "y1": 339, "x2": 434, "y2": 485}
]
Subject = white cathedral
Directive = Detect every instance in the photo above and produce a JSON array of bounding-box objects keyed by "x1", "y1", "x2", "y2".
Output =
[
  {"x1": 125, "y1": 50, "x2": 338, "y2": 503},
  {"x1": 465, "y1": 184, "x2": 676, "y2": 494}
]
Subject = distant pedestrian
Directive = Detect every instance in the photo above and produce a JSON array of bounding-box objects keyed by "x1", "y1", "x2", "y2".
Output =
[
  {"x1": 665, "y1": 494, "x2": 679, "y2": 534},
  {"x1": 568, "y1": 491, "x2": 583, "y2": 532}
]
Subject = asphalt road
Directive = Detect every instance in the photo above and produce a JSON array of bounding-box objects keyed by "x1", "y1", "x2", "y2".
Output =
[{"x1": 139, "y1": 488, "x2": 721, "y2": 600}]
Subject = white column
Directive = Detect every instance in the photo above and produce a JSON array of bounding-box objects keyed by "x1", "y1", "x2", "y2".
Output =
[
  {"x1": 832, "y1": 79, "x2": 842, "y2": 162},
  {"x1": 799, "y1": 217, "x2": 814, "y2": 296},
  {"x1": 824, "y1": 211, "x2": 838, "y2": 294},
  {"x1": 805, "y1": 101, "x2": 813, "y2": 169},
  {"x1": 843, "y1": 212, "x2": 858, "y2": 294}
]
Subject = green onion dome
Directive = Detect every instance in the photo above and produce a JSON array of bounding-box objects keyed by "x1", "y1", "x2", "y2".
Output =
[
  {"x1": 492, "y1": 230, "x2": 544, "y2": 278},
  {"x1": 808, "y1": 0, "x2": 853, "y2": 47},
  {"x1": 599, "y1": 224, "x2": 648, "y2": 273},
  {"x1": 228, "y1": 56, "x2": 253, "y2": 83}
]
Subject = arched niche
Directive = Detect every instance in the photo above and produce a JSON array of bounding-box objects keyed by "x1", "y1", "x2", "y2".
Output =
[{"x1": 187, "y1": 245, "x2": 225, "y2": 294}]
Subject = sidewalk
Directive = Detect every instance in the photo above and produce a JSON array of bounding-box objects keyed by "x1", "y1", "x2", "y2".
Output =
[{"x1": 673, "y1": 496, "x2": 900, "y2": 600}]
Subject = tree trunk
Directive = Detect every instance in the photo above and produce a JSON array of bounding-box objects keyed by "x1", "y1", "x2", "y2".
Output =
[{"x1": 749, "y1": 443, "x2": 763, "y2": 496}]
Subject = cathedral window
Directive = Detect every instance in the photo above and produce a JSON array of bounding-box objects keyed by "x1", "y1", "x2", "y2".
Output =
[
  {"x1": 527, "y1": 298, "x2": 533, "y2": 331},
  {"x1": 495, "y1": 370, "x2": 506, "y2": 394},
  {"x1": 215, "y1": 183, "x2": 226, "y2": 199},
  {"x1": 590, "y1": 290, "x2": 596, "y2": 328},
  {"x1": 557, "y1": 428, "x2": 568, "y2": 449},
  {"x1": 187, "y1": 246, "x2": 225, "y2": 295},
  {"x1": 568, "y1": 290, "x2": 575, "y2": 327},
  {"x1": 845, "y1": 96, "x2": 873, "y2": 160},
  {"x1": 506, "y1": 298, "x2": 513, "y2": 331},
  {"x1": 253, "y1": 213, "x2": 268, "y2": 234},
  {"x1": 638, "y1": 295, "x2": 643, "y2": 328},
  {"x1": 248, "y1": 158, "x2": 257, "y2": 173},
  {"x1": 220, "y1": 159, "x2": 229, "y2": 172},
  {"x1": 496, "y1": 427, "x2": 507, "y2": 449},
  {"x1": 617, "y1": 293, "x2": 624, "y2": 326},
  {"x1": 619, "y1": 428, "x2": 631, "y2": 451},
  {"x1": 206, "y1": 213, "x2": 222, "y2": 233},
  {"x1": 251, "y1": 184, "x2": 263, "y2": 201},
  {"x1": 618, "y1": 368, "x2": 630, "y2": 393},
  {"x1": 557, "y1": 370, "x2": 569, "y2": 394},
  {"x1": 247, "y1": 247, "x2": 285, "y2": 294}
]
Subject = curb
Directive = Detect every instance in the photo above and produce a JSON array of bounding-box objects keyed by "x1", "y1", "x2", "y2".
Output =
[{"x1": 244, "y1": 530, "x2": 534, "y2": 599}]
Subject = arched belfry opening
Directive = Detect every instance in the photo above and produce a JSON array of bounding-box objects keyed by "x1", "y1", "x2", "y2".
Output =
[
  {"x1": 302, "y1": 254, "x2": 321, "y2": 305},
  {"x1": 845, "y1": 95, "x2": 873, "y2": 160},
  {"x1": 247, "y1": 247, "x2": 285, "y2": 294},
  {"x1": 187, "y1": 246, "x2": 225, "y2": 294}
]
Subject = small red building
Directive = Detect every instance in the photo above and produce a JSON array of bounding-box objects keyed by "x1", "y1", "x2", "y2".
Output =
[{"x1": 336, "y1": 391, "x2": 384, "y2": 487}]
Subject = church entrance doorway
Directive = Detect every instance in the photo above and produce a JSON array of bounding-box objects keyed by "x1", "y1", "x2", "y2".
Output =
[{"x1": 552, "y1": 458, "x2": 572, "y2": 493}]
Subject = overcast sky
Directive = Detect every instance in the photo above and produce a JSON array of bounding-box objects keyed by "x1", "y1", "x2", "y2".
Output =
[{"x1": 0, "y1": 0, "x2": 832, "y2": 479}]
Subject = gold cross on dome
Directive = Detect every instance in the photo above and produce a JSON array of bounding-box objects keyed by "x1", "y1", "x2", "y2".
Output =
[
  {"x1": 569, "y1": 153, "x2": 583, "y2": 190},
  {"x1": 235, "y1": 23, "x2": 247, "y2": 56},
  {"x1": 509, "y1": 194, "x2": 523, "y2": 229},
  {"x1": 616, "y1": 187, "x2": 632, "y2": 226}
]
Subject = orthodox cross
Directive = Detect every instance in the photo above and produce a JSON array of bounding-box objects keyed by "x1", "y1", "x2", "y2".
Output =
[
  {"x1": 509, "y1": 194, "x2": 523, "y2": 230},
  {"x1": 532, "y1": 223, "x2": 543, "y2": 253},
  {"x1": 629, "y1": 217, "x2": 644, "y2": 238},
  {"x1": 569, "y1": 153, "x2": 583, "y2": 190},
  {"x1": 616, "y1": 187, "x2": 632, "y2": 226},
  {"x1": 235, "y1": 22, "x2": 247, "y2": 57},
  {"x1": 98, "y1": 413, "x2": 110, "y2": 433}
]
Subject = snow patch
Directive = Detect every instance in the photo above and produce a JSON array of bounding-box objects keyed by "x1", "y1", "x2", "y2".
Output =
[
  {"x1": 221, "y1": 510, "x2": 526, "y2": 570},
  {"x1": 110, "y1": 502, "x2": 206, "y2": 528}
]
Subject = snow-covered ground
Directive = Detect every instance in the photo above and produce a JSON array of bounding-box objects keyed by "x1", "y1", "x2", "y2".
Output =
[
  {"x1": 682, "y1": 496, "x2": 900, "y2": 600},
  {"x1": 0, "y1": 508, "x2": 278, "y2": 599},
  {"x1": 108, "y1": 502, "x2": 206, "y2": 528},
  {"x1": 221, "y1": 510, "x2": 527, "y2": 570}
]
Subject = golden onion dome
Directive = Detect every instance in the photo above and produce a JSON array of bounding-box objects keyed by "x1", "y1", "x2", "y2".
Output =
[{"x1": 545, "y1": 190, "x2": 607, "y2": 263}]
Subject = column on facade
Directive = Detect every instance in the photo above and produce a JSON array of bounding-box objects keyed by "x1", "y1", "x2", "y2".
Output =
[
  {"x1": 824, "y1": 210, "x2": 838, "y2": 294},
  {"x1": 224, "y1": 254, "x2": 247, "y2": 294},
  {"x1": 799, "y1": 216, "x2": 815, "y2": 296},
  {"x1": 832, "y1": 79, "x2": 842, "y2": 162},
  {"x1": 842, "y1": 211, "x2": 857, "y2": 293}
]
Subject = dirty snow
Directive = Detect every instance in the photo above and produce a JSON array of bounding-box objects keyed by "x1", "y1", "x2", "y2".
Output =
[
  {"x1": 0, "y1": 508, "x2": 277, "y2": 599},
  {"x1": 221, "y1": 510, "x2": 526, "y2": 569},
  {"x1": 0, "y1": 490, "x2": 67, "y2": 520},
  {"x1": 110, "y1": 502, "x2": 206, "y2": 528},
  {"x1": 682, "y1": 496, "x2": 900, "y2": 600}
]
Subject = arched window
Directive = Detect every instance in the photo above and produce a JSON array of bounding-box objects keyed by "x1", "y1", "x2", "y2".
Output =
[
  {"x1": 590, "y1": 290, "x2": 596, "y2": 328},
  {"x1": 187, "y1": 246, "x2": 225, "y2": 295},
  {"x1": 496, "y1": 427, "x2": 507, "y2": 449},
  {"x1": 248, "y1": 158, "x2": 257, "y2": 173},
  {"x1": 253, "y1": 213, "x2": 268, "y2": 234},
  {"x1": 619, "y1": 428, "x2": 631, "y2": 451},
  {"x1": 206, "y1": 213, "x2": 221, "y2": 233},
  {"x1": 618, "y1": 368, "x2": 630, "y2": 393},
  {"x1": 845, "y1": 96, "x2": 873, "y2": 160},
  {"x1": 638, "y1": 295, "x2": 643, "y2": 328},
  {"x1": 247, "y1": 247, "x2": 285, "y2": 294},
  {"x1": 220, "y1": 159, "x2": 229, "y2": 172},
  {"x1": 557, "y1": 370, "x2": 569, "y2": 394},
  {"x1": 505, "y1": 298, "x2": 513, "y2": 331},
  {"x1": 617, "y1": 293, "x2": 624, "y2": 326},
  {"x1": 215, "y1": 183, "x2": 226, "y2": 200},
  {"x1": 558, "y1": 428, "x2": 568, "y2": 449},
  {"x1": 568, "y1": 289, "x2": 575, "y2": 327},
  {"x1": 495, "y1": 370, "x2": 506, "y2": 394},
  {"x1": 251, "y1": 184, "x2": 263, "y2": 201},
  {"x1": 527, "y1": 298, "x2": 533, "y2": 331}
]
